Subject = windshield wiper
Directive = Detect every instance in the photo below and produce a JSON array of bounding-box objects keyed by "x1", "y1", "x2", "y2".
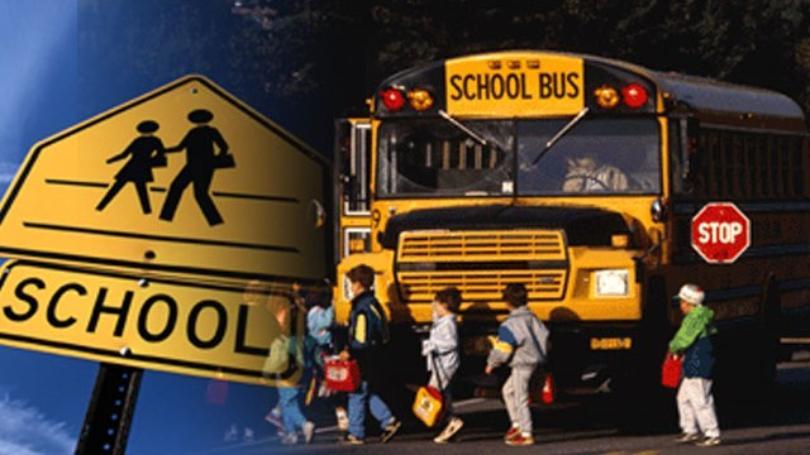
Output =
[
  {"x1": 530, "y1": 107, "x2": 590, "y2": 166},
  {"x1": 438, "y1": 109, "x2": 489, "y2": 147}
]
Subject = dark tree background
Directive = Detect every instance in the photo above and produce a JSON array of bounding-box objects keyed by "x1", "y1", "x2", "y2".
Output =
[
  {"x1": 76, "y1": 0, "x2": 810, "y2": 154},
  {"x1": 230, "y1": 0, "x2": 810, "y2": 126}
]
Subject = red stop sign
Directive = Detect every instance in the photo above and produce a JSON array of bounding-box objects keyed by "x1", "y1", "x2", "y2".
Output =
[{"x1": 691, "y1": 202, "x2": 751, "y2": 264}]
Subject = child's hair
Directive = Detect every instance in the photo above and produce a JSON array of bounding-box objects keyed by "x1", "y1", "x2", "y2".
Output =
[
  {"x1": 305, "y1": 289, "x2": 332, "y2": 309},
  {"x1": 503, "y1": 283, "x2": 528, "y2": 307},
  {"x1": 435, "y1": 287, "x2": 462, "y2": 313},
  {"x1": 347, "y1": 264, "x2": 375, "y2": 289}
]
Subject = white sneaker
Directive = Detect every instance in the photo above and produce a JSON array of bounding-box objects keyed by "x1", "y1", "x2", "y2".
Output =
[
  {"x1": 675, "y1": 432, "x2": 702, "y2": 443},
  {"x1": 280, "y1": 432, "x2": 298, "y2": 445},
  {"x1": 433, "y1": 417, "x2": 464, "y2": 443},
  {"x1": 336, "y1": 407, "x2": 349, "y2": 432},
  {"x1": 302, "y1": 421, "x2": 315, "y2": 444},
  {"x1": 696, "y1": 436, "x2": 721, "y2": 447}
]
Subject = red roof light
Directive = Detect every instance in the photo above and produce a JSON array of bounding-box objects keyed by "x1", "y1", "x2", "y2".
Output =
[
  {"x1": 380, "y1": 88, "x2": 406, "y2": 111},
  {"x1": 622, "y1": 83, "x2": 648, "y2": 109}
]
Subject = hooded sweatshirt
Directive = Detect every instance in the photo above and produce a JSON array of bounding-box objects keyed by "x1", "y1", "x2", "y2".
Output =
[{"x1": 669, "y1": 305, "x2": 717, "y2": 378}]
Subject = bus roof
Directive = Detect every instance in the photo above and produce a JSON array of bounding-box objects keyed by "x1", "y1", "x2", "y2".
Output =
[{"x1": 376, "y1": 51, "x2": 807, "y2": 132}]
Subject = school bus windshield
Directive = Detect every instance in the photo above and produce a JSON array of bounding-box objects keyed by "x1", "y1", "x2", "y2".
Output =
[{"x1": 376, "y1": 117, "x2": 660, "y2": 197}]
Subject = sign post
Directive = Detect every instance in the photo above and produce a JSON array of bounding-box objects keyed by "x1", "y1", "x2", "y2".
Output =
[
  {"x1": 75, "y1": 364, "x2": 143, "y2": 455},
  {"x1": 691, "y1": 202, "x2": 751, "y2": 264}
]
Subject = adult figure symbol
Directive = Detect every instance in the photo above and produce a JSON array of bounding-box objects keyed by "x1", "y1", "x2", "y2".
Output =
[
  {"x1": 159, "y1": 109, "x2": 233, "y2": 226},
  {"x1": 96, "y1": 120, "x2": 166, "y2": 215}
]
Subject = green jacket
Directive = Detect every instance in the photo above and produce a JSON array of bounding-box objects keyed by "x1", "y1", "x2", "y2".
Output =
[
  {"x1": 669, "y1": 305, "x2": 716, "y2": 353},
  {"x1": 669, "y1": 305, "x2": 717, "y2": 378}
]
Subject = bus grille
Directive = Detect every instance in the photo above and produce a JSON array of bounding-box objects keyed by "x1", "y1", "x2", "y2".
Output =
[
  {"x1": 396, "y1": 229, "x2": 568, "y2": 303},
  {"x1": 397, "y1": 230, "x2": 566, "y2": 262},
  {"x1": 398, "y1": 269, "x2": 566, "y2": 302}
]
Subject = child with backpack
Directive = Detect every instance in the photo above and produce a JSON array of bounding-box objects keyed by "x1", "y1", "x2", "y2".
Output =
[
  {"x1": 421, "y1": 287, "x2": 464, "y2": 443},
  {"x1": 485, "y1": 283, "x2": 549, "y2": 446}
]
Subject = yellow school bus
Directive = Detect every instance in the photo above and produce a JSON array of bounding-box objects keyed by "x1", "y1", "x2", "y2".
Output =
[{"x1": 333, "y1": 50, "x2": 810, "y2": 398}]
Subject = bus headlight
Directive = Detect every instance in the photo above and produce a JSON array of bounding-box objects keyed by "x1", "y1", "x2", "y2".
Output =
[{"x1": 594, "y1": 269, "x2": 629, "y2": 297}]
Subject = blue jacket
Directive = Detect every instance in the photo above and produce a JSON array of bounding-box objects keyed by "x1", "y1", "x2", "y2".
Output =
[
  {"x1": 683, "y1": 334, "x2": 715, "y2": 378},
  {"x1": 348, "y1": 291, "x2": 388, "y2": 353}
]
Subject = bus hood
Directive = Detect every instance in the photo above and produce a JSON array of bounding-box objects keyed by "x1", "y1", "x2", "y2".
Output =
[{"x1": 380, "y1": 204, "x2": 630, "y2": 249}]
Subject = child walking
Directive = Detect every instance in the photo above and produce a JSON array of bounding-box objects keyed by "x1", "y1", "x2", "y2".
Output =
[
  {"x1": 485, "y1": 283, "x2": 549, "y2": 446},
  {"x1": 305, "y1": 290, "x2": 349, "y2": 432},
  {"x1": 670, "y1": 284, "x2": 721, "y2": 447},
  {"x1": 339, "y1": 264, "x2": 401, "y2": 445},
  {"x1": 421, "y1": 287, "x2": 464, "y2": 443}
]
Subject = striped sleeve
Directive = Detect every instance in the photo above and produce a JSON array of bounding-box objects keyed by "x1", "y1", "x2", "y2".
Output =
[{"x1": 487, "y1": 325, "x2": 516, "y2": 368}]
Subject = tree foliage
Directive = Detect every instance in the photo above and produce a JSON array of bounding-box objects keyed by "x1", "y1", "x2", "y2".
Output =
[{"x1": 231, "y1": 0, "x2": 810, "y2": 117}]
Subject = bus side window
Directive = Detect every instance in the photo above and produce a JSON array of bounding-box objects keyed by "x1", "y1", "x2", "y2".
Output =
[
  {"x1": 802, "y1": 137, "x2": 810, "y2": 197},
  {"x1": 744, "y1": 134, "x2": 757, "y2": 200},
  {"x1": 790, "y1": 137, "x2": 804, "y2": 198},
  {"x1": 732, "y1": 134, "x2": 745, "y2": 199},
  {"x1": 757, "y1": 135, "x2": 768, "y2": 199},
  {"x1": 774, "y1": 135, "x2": 785, "y2": 198}
]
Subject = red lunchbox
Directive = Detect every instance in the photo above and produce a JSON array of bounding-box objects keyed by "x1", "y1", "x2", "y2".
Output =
[
  {"x1": 661, "y1": 354, "x2": 683, "y2": 389},
  {"x1": 324, "y1": 357, "x2": 361, "y2": 392}
]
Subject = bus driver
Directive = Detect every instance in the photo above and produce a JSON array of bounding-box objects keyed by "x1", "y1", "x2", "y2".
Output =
[{"x1": 561, "y1": 154, "x2": 629, "y2": 192}]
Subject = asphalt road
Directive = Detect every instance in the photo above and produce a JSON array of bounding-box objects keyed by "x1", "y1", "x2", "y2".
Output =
[{"x1": 206, "y1": 353, "x2": 810, "y2": 454}]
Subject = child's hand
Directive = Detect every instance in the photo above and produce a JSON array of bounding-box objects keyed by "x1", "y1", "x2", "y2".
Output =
[
  {"x1": 339, "y1": 350, "x2": 351, "y2": 361},
  {"x1": 485, "y1": 365, "x2": 493, "y2": 375}
]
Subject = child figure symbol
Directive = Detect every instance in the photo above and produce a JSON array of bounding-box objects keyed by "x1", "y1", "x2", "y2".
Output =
[{"x1": 96, "y1": 120, "x2": 167, "y2": 214}]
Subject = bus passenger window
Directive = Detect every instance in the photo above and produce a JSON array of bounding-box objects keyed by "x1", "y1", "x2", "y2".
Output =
[
  {"x1": 790, "y1": 138, "x2": 804, "y2": 197},
  {"x1": 377, "y1": 119, "x2": 514, "y2": 197}
]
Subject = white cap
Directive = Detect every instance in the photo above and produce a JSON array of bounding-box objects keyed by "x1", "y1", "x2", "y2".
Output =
[{"x1": 678, "y1": 284, "x2": 705, "y2": 305}]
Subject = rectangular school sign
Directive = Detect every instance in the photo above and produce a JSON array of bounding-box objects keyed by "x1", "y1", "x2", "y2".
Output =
[{"x1": 0, "y1": 261, "x2": 302, "y2": 386}]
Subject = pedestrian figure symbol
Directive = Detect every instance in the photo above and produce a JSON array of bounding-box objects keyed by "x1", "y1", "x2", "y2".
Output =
[
  {"x1": 96, "y1": 120, "x2": 167, "y2": 215},
  {"x1": 159, "y1": 109, "x2": 234, "y2": 226},
  {"x1": 96, "y1": 110, "x2": 235, "y2": 226}
]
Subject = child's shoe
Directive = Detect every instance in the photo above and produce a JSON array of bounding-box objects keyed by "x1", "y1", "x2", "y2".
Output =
[
  {"x1": 338, "y1": 433, "x2": 364, "y2": 445},
  {"x1": 335, "y1": 407, "x2": 349, "y2": 432},
  {"x1": 505, "y1": 432, "x2": 534, "y2": 446},
  {"x1": 675, "y1": 432, "x2": 701, "y2": 443},
  {"x1": 280, "y1": 432, "x2": 298, "y2": 445},
  {"x1": 434, "y1": 417, "x2": 464, "y2": 443},
  {"x1": 302, "y1": 421, "x2": 315, "y2": 444},
  {"x1": 504, "y1": 425, "x2": 520, "y2": 441},
  {"x1": 696, "y1": 436, "x2": 721, "y2": 447},
  {"x1": 380, "y1": 418, "x2": 401, "y2": 443}
]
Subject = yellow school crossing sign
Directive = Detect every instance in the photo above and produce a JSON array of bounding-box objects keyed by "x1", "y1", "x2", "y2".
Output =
[
  {"x1": 0, "y1": 75, "x2": 325, "y2": 385},
  {"x1": 0, "y1": 75, "x2": 328, "y2": 282}
]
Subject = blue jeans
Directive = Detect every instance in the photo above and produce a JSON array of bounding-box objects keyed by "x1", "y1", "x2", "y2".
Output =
[
  {"x1": 348, "y1": 380, "x2": 394, "y2": 439},
  {"x1": 278, "y1": 386, "x2": 307, "y2": 434}
]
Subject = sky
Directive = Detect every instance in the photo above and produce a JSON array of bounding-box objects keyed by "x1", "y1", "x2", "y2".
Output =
[{"x1": 0, "y1": 1, "x2": 313, "y2": 453}]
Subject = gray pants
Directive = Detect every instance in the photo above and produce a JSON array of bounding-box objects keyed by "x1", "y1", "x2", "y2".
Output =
[
  {"x1": 677, "y1": 377, "x2": 720, "y2": 438},
  {"x1": 429, "y1": 372, "x2": 454, "y2": 420},
  {"x1": 502, "y1": 366, "x2": 535, "y2": 434}
]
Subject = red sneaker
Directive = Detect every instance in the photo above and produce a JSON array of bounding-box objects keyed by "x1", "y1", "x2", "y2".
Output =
[
  {"x1": 504, "y1": 426, "x2": 520, "y2": 441},
  {"x1": 505, "y1": 432, "x2": 534, "y2": 446}
]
